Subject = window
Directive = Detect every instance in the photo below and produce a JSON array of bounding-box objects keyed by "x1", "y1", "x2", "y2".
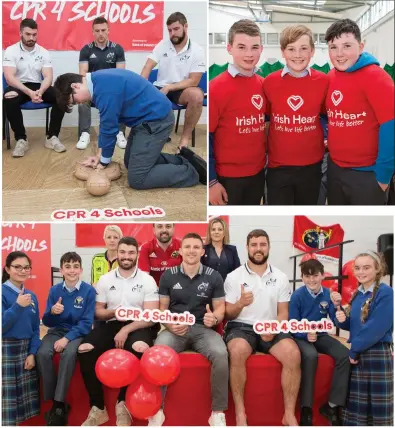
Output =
[
  {"x1": 313, "y1": 33, "x2": 318, "y2": 44},
  {"x1": 214, "y1": 33, "x2": 226, "y2": 45},
  {"x1": 357, "y1": 0, "x2": 394, "y2": 33},
  {"x1": 267, "y1": 33, "x2": 279, "y2": 45},
  {"x1": 261, "y1": 33, "x2": 266, "y2": 45},
  {"x1": 318, "y1": 34, "x2": 326, "y2": 45}
]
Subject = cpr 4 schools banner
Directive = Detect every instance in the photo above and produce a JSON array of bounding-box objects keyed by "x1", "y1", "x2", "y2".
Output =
[
  {"x1": 2, "y1": 223, "x2": 51, "y2": 318},
  {"x1": 293, "y1": 216, "x2": 345, "y2": 262},
  {"x1": 2, "y1": 1, "x2": 164, "y2": 51}
]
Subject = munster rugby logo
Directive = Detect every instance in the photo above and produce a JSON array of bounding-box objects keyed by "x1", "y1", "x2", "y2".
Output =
[{"x1": 302, "y1": 228, "x2": 331, "y2": 250}]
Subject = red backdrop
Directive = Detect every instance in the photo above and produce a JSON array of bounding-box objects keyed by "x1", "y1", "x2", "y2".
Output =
[
  {"x1": 76, "y1": 219, "x2": 229, "y2": 247},
  {"x1": 2, "y1": 1, "x2": 164, "y2": 51},
  {"x1": 2, "y1": 223, "x2": 52, "y2": 318}
]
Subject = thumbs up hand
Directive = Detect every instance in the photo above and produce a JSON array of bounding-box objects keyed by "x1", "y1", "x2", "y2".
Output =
[
  {"x1": 335, "y1": 307, "x2": 346, "y2": 323},
  {"x1": 203, "y1": 303, "x2": 218, "y2": 328},
  {"x1": 238, "y1": 284, "x2": 254, "y2": 308},
  {"x1": 16, "y1": 286, "x2": 32, "y2": 308},
  {"x1": 51, "y1": 297, "x2": 64, "y2": 315},
  {"x1": 330, "y1": 291, "x2": 342, "y2": 308}
]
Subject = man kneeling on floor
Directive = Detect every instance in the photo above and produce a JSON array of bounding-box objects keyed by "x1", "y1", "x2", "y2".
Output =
[
  {"x1": 77, "y1": 236, "x2": 160, "y2": 426},
  {"x1": 148, "y1": 232, "x2": 228, "y2": 426},
  {"x1": 54, "y1": 69, "x2": 206, "y2": 189}
]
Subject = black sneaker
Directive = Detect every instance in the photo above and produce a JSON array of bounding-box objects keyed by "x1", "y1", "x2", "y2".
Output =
[
  {"x1": 179, "y1": 146, "x2": 207, "y2": 185},
  {"x1": 300, "y1": 406, "x2": 313, "y2": 426},
  {"x1": 46, "y1": 404, "x2": 70, "y2": 426},
  {"x1": 319, "y1": 403, "x2": 341, "y2": 426}
]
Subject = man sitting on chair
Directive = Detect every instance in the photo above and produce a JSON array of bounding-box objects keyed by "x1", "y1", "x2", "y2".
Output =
[
  {"x1": 141, "y1": 12, "x2": 206, "y2": 149},
  {"x1": 3, "y1": 18, "x2": 66, "y2": 158}
]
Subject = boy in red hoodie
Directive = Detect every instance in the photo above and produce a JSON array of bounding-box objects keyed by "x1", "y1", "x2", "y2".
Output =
[
  {"x1": 325, "y1": 19, "x2": 394, "y2": 205},
  {"x1": 209, "y1": 20, "x2": 266, "y2": 205},
  {"x1": 264, "y1": 25, "x2": 328, "y2": 205}
]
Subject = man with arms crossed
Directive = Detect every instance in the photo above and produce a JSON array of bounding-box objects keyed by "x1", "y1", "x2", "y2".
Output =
[
  {"x1": 77, "y1": 17, "x2": 127, "y2": 150},
  {"x1": 141, "y1": 12, "x2": 206, "y2": 148},
  {"x1": 139, "y1": 224, "x2": 182, "y2": 285},
  {"x1": 224, "y1": 229, "x2": 301, "y2": 426}
]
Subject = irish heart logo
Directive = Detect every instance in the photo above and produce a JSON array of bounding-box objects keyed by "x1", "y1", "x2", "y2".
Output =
[
  {"x1": 331, "y1": 90, "x2": 343, "y2": 106},
  {"x1": 251, "y1": 94, "x2": 263, "y2": 110},
  {"x1": 287, "y1": 95, "x2": 304, "y2": 112}
]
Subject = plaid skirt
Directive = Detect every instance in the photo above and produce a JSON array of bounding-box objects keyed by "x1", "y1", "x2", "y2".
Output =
[
  {"x1": 2, "y1": 339, "x2": 40, "y2": 426},
  {"x1": 343, "y1": 342, "x2": 393, "y2": 426}
]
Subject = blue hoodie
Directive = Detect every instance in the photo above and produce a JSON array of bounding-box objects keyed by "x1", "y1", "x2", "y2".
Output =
[
  {"x1": 347, "y1": 52, "x2": 394, "y2": 184},
  {"x1": 91, "y1": 69, "x2": 172, "y2": 160},
  {"x1": 335, "y1": 283, "x2": 393, "y2": 360}
]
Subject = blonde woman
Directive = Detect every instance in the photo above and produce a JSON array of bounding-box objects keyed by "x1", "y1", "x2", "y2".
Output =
[
  {"x1": 91, "y1": 225, "x2": 123, "y2": 286},
  {"x1": 202, "y1": 217, "x2": 240, "y2": 281},
  {"x1": 331, "y1": 251, "x2": 393, "y2": 426}
]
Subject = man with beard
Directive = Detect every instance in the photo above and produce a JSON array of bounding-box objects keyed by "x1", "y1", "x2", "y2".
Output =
[
  {"x1": 224, "y1": 229, "x2": 301, "y2": 426},
  {"x1": 139, "y1": 223, "x2": 182, "y2": 285},
  {"x1": 3, "y1": 18, "x2": 66, "y2": 157},
  {"x1": 148, "y1": 233, "x2": 228, "y2": 426},
  {"x1": 77, "y1": 237, "x2": 159, "y2": 426},
  {"x1": 141, "y1": 12, "x2": 206, "y2": 149}
]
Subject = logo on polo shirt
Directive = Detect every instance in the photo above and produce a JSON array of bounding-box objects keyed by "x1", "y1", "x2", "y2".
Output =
[
  {"x1": 90, "y1": 53, "x2": 97, "y2": 58},
  {"x1": 106, "y1": 52, "x2": 115, "y2": 59},
  {"x1": 163, "y1": 53, "x2": 168, "y2": 57},
  {"x1": 173, "y1": 283, "x2": 183, "y2": 290},
  {"x1": 161, "y1": 261, "x2": 168, "y2": 266},
  {"x1": 74, "y1": 296, "x2": 84, "y2": 309},
  {"x1": 197, "y1": 282, "x2": 209, "y2": 297},
  {"x1": 180, "y1": 54, "x2": 190, "y2": 62},
  {"x1": 319, "y1": 301, "x2": 329, "y2": 314},
  {"x1": 132, "y1": 284, "x2": 143, "y2": 292},
  {"x1": 265, "y1": 277, "x2": 277, "y2": 286},
  {"x1": 109, "y1": 285, "x2": 116, "y2": 291},
  {"x1": 331, "y1": 90, "x2": 343, "y2": 106},
  {"x1": 287, "y1": 95, "x2": 304, "y2": 112},
  {"x1": 251, "y1": 95, "x2": 263, "y2": 110},
  {"x1": 171, "y1": 251, "x2": 179, "y2": 258},
  {"x1": 149, "y1": 252, "x2": 157, "y2": 258}
]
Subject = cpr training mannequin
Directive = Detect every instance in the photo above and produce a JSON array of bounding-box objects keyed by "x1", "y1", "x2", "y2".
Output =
[{"x1": 74, "y1": 161, "x2": 121, "y2": 196}]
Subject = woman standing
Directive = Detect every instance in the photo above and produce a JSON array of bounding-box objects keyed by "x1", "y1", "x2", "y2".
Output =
[
  {"x1": 2, "y1": 251, "x2": 41, "y2": 426},
  {"x1": 91, "y1": 225, "x2": 123, "y2": 286},
  {"x1": 332, "y1": 251, "x2": 393, "y2": 426},
  {"x1": 202, "y1": 217, "x2": 240, "y2": 281}
]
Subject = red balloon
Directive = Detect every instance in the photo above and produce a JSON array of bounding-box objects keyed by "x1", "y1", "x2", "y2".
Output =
[
  {"x1": 95, "y1": 349, "x2": 140, "y2": 388},
  {"x1": 342, "y1": 260, "x2": 359, "y2": 291},
  {"x1": 322, "y1": 272, "x2": 337, "y2": 290},
  {"x1": 140, "y1": 345, "x2": 181, "y2": 386},
  {"x1": 125, "y1": 376, "x2": 162, "y2": 420},
  {"x1": 301, "y1": 253, "x2": 318, "y2": 263}
]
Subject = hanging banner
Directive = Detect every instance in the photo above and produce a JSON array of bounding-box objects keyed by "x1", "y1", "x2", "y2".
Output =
[
  {"x1": 293, "y1": 216, "x2": 345, "y2": 262},
  {"x1": 2, "y1": 1, "x2": 164, "y2": 51},
  {"x1": 1, "y1": 223, "x2": 52, "y2": 318},
  {"x1": 76, "y1": 219, "x2": 229, "y2": 248}
]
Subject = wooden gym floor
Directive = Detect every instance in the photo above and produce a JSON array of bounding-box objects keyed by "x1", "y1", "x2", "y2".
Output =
[{"x1": 2, "y1": 125, "x2": 207, "y2": 222}]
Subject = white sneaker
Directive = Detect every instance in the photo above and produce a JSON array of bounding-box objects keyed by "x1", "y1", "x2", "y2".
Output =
[
  {"x1": 116, "y1": 131, "x2": 127, "y2": 149},
  {"x1": 115, "y1": 401, "x2": 132, "y2": 426},
  {"x1": 12, "y1": 139, "x2": 29, "y2": 157},
  {"x1": 45, "y1": 136, "x2": 66, "y2": 153},
  {"x1": 81, "y1": 406, "x2": 109, "y2": 426},
  {"x1": 209, "y1": 412, "x2": 226, "y2": 426},
  {"x1": 148, "y1": 409, "x2": 165, "y2": 426},
  {"x1": 77, "y1": 132, "x2": 90, "y2": 150}
]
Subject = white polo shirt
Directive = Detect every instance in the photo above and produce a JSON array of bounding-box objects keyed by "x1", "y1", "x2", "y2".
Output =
[
  {"x1": 3, "y1": 42, "x2": 52, "y2": 84},
  {"x1": 148, "y1": 38, "x2": 206, "y2": 87},
  {"x1": 225, "y1": 263, "x2": 292, "y2": 325},
  {"x1": 96, "y1": 267, "x2": 159, "y2": 321}
]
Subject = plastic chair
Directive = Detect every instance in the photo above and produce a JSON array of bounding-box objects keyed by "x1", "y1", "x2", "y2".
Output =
[
  {"x1": 3, "y1": 74, "x2": 51, "y2": 149},
  {"x1": 148, "y1": 69, "x2": 207, "y2": 148}
]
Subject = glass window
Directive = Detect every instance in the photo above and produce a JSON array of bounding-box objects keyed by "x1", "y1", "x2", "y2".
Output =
[
  {"x1": 267, "y1": 33, "x2": 279, "y2": 45},
  {"x1": 209, "y1": 33, "x2": 213, "y2": 45},
  {"x1": 318, "y1": 34, "x2": 326, "y2": 45},
  {"x1": 313, "y1": 33, "x2": 318, "y2": 44},
  {"x1": 261, "y1": 33, "x2": 266, "y2": 45},
  {"x1": 214, "y1": 33, "x2": 226, "y2": 45}
]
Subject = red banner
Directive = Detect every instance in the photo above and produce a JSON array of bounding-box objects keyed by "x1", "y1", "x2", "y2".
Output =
[
  {"x1": 2, "y1": 1, "x2": 164, "y2": 51},
  {"x1": 293, "y1": 216, "x2": 345, "y2": 261},
  {"x1": 2, "y1": 223, "x2": 52, "y2": 318},
  {"x1": 76, "y1": 219, "x2": 229, "y2": 248}
]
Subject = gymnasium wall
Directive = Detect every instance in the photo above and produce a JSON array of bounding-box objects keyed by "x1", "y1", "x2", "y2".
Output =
[
  {"x1": 50, "y1": 216, "x2": 393, "y2": 285},
  {"x1": 2, "y1": 1, "x2": 208, "y2": 128}
]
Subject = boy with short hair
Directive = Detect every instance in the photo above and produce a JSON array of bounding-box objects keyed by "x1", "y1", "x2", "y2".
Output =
[
  {"x1": 289, "y1": 259, "x2": 350, "y2": 426},
  {"x1": 263, "y1": 25, "x2": 329, "y2": 205},
  {"x1": 325, "y1": 19, "x2": 394, "y2": 205},
  {"x1": 36, "y1": 252, "x2": 96, "y2": 426},
  {"x1": 209, "y1": 19, "x2": 266, "y2": 206}
]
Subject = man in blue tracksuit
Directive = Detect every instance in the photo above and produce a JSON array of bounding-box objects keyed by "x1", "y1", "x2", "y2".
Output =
[{"x1": 54, "y1": 69, "x2": 202, "y2": 189}]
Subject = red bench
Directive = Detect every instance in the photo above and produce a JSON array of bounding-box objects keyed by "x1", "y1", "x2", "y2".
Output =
[{"x1": 22, "y1": 352, "x2": 334, "y2": 426}]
